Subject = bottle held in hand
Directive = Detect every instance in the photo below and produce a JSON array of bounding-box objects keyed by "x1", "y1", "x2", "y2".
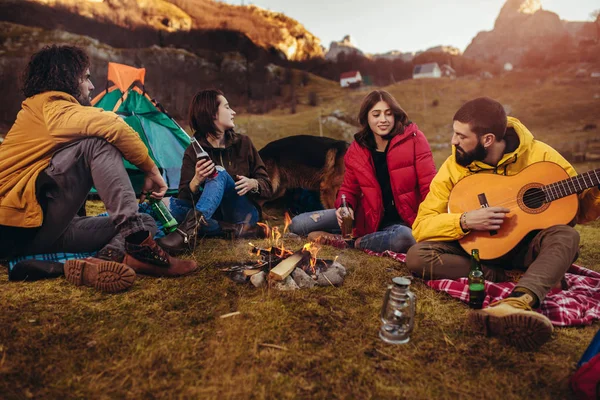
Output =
[
  {"x1": 190, "y1": 136, "x2": 218, "y2": 179},
  {"x1": 340, "y1": 194, "x2": 354, "y2": 240},
  {"x1": 146, "y1": 195, "x2": 178, "y2": 234},
  {"x1": 468, "y1": 248, "x2": 486, "y2": 309}
]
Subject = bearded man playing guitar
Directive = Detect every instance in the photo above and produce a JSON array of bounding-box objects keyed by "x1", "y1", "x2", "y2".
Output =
[{"x1": 406, "y1": 97, "x2": 600, "y2": 351}]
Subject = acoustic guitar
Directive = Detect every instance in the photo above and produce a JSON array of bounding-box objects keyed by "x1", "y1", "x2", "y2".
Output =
[{"x1": 448, "y1": 161, "x2": 600, "y2": 260}]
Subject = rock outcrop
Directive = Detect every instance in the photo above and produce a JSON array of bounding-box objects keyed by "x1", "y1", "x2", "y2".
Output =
[
  {"x1": 0, "y1": 21, "x2": 252, "y2": 126},
  {"x1": 464, "y1": 0, "x2": 596, "y2": 66},
  {"x1": 0, "y1": 0, "x2": 323, "y2": 61},
  {"x1": 325, "y1": 35, "x2": 364, "y2": 61}
]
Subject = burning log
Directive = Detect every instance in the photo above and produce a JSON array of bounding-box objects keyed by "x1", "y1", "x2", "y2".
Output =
[
  {"x1": 268, "y1": 251, "x2": 309, "y2": 281},
  {"x1": 249, "y1": 245, "x2": 293, "y2": 264}
]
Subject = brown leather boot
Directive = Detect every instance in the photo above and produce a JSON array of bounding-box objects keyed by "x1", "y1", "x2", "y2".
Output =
[
  {"x1": 235, "y1": 223, "x2": 268, "y2": 239},
  {"x1": 124, "y1": 232, "x2": 198, "y2": 277},
  {"x1": 157, "y1": 209, "x2": 207, "y2": 255},
  {"x1": 218, "y1": 221, "x2": 267, "y2": 239},
  {"x1": 64, "y1": 257, "x2": 136, "y2": 293}
]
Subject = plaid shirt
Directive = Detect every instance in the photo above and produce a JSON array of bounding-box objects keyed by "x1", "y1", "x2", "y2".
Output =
[{"x1": 364, "y1": 250, "x2": 600, "y2": 327}]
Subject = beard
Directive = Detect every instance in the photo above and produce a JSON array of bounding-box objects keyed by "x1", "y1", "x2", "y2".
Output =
[
  {"x1": 77, "y1": 93, "x2": 92, "y2": 107},
  {"x1": 455, "y1": 141, "x2": 487, "y2": 167}
]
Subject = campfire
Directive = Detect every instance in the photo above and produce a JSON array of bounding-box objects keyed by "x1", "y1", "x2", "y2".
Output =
[{"x1": 221, "y1": 213, "x2": 347, "y2": 290}]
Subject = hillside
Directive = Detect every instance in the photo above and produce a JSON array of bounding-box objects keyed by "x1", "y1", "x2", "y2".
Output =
[
  {"x1": 0, "y1": 21, "x2": 329, "y2": 131},
  {"x1": 235, "y1": 66, "x2": 600, "y2": 171},
  {"x1": 0, "y1": 0, "x2": 323, "y2": 61}
]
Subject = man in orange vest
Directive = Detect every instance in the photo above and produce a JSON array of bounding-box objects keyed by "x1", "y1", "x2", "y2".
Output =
[{"x1": 0, "y1": 45, "x2": 197, "y2": 291}]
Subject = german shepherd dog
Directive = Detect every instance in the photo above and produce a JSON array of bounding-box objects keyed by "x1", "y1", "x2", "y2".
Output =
[{"x1": 258, "y1": 135, "x2": 350, "y2": 212}]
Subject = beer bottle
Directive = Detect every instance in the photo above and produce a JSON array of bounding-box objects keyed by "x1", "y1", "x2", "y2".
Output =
[
  {"x1": 190, "y1": 136, "x2": 218, "y2": 179},
  {"x1": 340, "y1": 194, "x2": 354, "y2": 240},
  {"x1": 147, "y1": 195, "x2": 178, "y2": 234},
  {"x1": 468, "y1": 249, "x2": 485, "y2": 309}
]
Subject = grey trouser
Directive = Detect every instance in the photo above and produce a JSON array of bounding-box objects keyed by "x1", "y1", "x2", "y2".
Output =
[
  {"x1": 28, "y1": 138, "x2": 156, "y2": 255},
  {"x1": 405, "y1": 225, "x2": 580, "y2": 303}
]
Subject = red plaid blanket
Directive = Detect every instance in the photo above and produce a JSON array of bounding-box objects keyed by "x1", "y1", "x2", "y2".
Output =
[{"x1": 364, "y1": 250, "x2": 600, "y2": 327}]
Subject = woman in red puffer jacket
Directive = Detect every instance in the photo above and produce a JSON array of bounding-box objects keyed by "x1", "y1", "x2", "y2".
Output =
[{"x1": 290, "y1": 90, "x2": 436, "y2": 253}]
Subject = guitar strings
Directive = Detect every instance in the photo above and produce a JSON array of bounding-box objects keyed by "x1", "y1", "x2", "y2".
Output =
[
  {"x1": 459, "y1": 190, "x2": 571, "y2": 211},
  {"x1": 454, "y1": 170, "x2": 599, "y2": 212}
]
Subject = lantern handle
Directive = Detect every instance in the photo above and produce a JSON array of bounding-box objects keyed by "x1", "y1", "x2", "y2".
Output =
[{"x1": 380, "y1": 285, "x2": 392, "y2": 322}]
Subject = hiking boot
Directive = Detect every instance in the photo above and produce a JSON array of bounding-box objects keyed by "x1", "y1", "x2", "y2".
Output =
[
  {"x1": 157, "y1": 209, "x2": 207, "y2": 255},
  {"x1": 307, "y1": 231, "x2": 350, "y2": 249},
  {"x1": 96, "y1": 247, "x2": 125, "y2": 263},
  {"x1": 216, "y1": 221, "x2": 268, "y2": 240},
  {"x1": 124, "y1": 232, "x2": 198, "y2": 277},
  {"x1": 468, "y1": 294, "x2": 553, "y2": 351},
  {"x1": 64, "y1": 257, "x2": 136, "y2": 293},
  {"x1": 9, "y1": 260, "x2": 64, "y2": 281}
]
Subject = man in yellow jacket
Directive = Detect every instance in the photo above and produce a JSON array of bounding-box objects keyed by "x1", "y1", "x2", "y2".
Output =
[
  {"x1": 0, "y1": 45, "x2": 197, "y2": 291},
  {"x1": 406, "y1": 97, "x2": 600, "y2": 350}
]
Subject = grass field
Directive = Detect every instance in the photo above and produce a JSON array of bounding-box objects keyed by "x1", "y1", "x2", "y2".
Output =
[{"x1": 1, "y1": 69, "x2": 600, "y2": 399}]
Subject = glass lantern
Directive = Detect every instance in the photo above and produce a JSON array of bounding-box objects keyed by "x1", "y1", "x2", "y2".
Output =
[{"x1": 379, "y1": 276, "x2": 416, "y2": 344}]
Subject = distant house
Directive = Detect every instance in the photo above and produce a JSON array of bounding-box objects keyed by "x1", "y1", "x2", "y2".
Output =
[
  {"x1": 412, "y1": 63, "x2": 441, "y2": 79},
  {"x1": 340, "y1": 70, "x2": 362, "y2": 88},
  {"x1": 440, "y1": 64, "x2": 456, "y2": 78}
]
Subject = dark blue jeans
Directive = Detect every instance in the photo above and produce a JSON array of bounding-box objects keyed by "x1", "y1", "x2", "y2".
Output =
[
  {"x1": 290, "y1": 208, "x2": 416, "y2": 253},
  {"x1": 169, "y1": 167, "x2": 259, "y2": 236}
]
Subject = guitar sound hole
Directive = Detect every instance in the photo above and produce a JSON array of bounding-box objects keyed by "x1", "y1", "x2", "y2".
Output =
[{"x1": 522, "y1": 187, "x2": 545, "y2": 209}]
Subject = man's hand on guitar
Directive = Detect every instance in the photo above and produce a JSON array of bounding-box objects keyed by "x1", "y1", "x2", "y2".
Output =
[{"x1": 462, "y1": 207, "x2": 510, "y2": 231}]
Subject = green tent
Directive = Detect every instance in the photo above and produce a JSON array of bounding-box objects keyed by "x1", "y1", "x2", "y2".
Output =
[{"x1": 91, "y1": 62, "x2": 190, "y2": 196}]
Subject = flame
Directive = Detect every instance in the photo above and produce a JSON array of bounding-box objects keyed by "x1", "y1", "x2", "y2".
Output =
[
  {"x1": 257, "y1": 222, "x2": 270, "y2": 238},
  {"x1": 283, "y1": 212, "x2": 292, "y2": 235},
  {"x1": 302, "y1": 242, "x2": 322, "y2": 274},
  {"x1": 272, "y1": 226, "x2": 282, "y2": 247},
  {"x1": 276, "y1": 240, "x2": 286, "y2": 258}
]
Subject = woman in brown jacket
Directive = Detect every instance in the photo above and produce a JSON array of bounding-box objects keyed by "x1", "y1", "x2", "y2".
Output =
[{"x1": 158, "y1": 89, "x2": 272, "y2": 254}]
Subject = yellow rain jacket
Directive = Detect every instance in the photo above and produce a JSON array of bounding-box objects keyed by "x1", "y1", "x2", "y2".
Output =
[
  {"x1": 0, "y1": 91, "x2": 155, "y2": 228},
  {"x1": 412, "y1": 117, "x2": 600, "y2": 242}
]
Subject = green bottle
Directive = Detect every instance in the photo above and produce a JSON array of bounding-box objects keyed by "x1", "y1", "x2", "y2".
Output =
[
  {"x1": 147, "y1": 195, "x2": 178, "y2": 234},
  {"x1": 468, "y1": 249, "x2": 485, "y2": 309}
]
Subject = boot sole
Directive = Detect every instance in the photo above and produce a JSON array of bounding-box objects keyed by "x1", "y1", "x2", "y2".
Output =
[
  {"x1": 64, "y1": 259, "x2": 136, "y2": 293},
  {"x1": 468, "y1": 309, "x2": 553, "y2": 351}
]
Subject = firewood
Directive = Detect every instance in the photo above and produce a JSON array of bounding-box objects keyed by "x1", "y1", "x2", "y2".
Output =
[
  {"x1": 268, "y1": 252, "x2": 303, "y2": 281},
  {"x1": 243, "y1": 269, "x2": 263, "y2": 277}
]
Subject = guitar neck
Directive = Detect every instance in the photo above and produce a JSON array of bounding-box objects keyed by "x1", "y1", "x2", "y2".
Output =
[{"x1": 544, "y1": 168, "x2": 600, "y2": 201}]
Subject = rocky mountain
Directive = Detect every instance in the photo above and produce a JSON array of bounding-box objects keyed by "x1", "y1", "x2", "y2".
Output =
[
  {"x1": 0, "y1": 0, "x2": 323, "y2": 61},
  {"x1": 325, "y1": 35, "x2": 363, "y2": 61},
  {"x1": 464, "y1": 0, "x2": 598, "y2": 66},
  {"x1": 0, "y1": 21, "x2": 291, "y2": 131},
  {"x1": 327, "y1": 36, "x2": 462, "y2": 64}
]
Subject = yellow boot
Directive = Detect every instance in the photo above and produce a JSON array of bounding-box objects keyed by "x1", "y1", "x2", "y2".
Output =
[{"x1": 468, "y1": 294, "x2": 553, "y2": 351}]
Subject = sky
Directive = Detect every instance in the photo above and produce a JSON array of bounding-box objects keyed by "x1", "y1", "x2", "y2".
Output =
[{"x1": 220, "y1": 0, "x2": 599, "y2": 54}]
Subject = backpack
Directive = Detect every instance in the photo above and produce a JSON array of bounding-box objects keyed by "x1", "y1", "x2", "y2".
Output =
[{"x1": 570, "y1": 330, "x2": 600, "y2": 399}]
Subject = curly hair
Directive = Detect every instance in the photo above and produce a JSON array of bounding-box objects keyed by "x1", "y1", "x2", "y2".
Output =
[
  {"x1": 354, "y1": 90, "x2": 410, "y2": 150},
  {"x1": 21, "y1": 45, "x2": 90, "y2": 99}
]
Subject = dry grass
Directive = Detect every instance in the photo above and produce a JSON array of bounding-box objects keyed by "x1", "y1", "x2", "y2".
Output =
[
  {"x1": 1, "y1": 69, "x2": 600, "y2": 399},
  {"x1": 1, "y1": 219, "x2": 598, "y2": 399}
]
